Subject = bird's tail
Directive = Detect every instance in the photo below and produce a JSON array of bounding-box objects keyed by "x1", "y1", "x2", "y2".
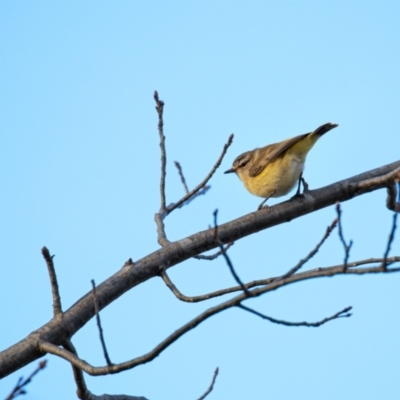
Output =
[{"x1": 312, "y1": 122, "x2": 339, "y2": 137}]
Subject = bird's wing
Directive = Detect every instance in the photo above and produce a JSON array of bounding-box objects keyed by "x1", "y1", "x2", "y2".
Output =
[{"x1": 248, "y1": 133, "x2": 309, "y2": 177}]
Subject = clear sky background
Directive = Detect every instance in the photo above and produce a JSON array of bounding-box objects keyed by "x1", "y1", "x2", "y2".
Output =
[{"x1": 1, "y1": 2, "x2": 400, "y2": 399}]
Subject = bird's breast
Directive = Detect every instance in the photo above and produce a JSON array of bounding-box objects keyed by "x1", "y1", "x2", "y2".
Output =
[{"x1": 241, "y1": 155, "x2": 305, "y2": 198}]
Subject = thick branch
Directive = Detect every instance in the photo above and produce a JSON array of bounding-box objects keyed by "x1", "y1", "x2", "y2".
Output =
[{"x1": 2, "y1": 160, "x2": 400, "y2": 378}]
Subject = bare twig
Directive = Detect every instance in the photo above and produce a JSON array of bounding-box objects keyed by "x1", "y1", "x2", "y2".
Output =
[
  {"x1": 160, "y1": 267, "x2": 272, "y2": 302},
  {"x1": 166, "y1": 134, "x2": 234, "y2": 214},
  {"x1": 274, "y1": 218, "x2": 338, "y2": 282},
  {"x1": 154, "y1": 90, "x2": 167, "y2": 213},
  {"x1": 174, "y1": 161, "x2": 190, "y2": 194},
  {"x1": 5, "y1": 360, "x2": 47, "y2": 400},
  {"x1": 41, "y1": 246, "x2": 62, "y2": 317},
  {"x1": 38, "y1": 259, "x2": 400, "y2": 376},
  {"x1": 63, "y1": 339, "x2": 88, "y2": 399},
  {"x1": 335, "y1": 203, "x2": 353, "y2": 270},
  {"x1": 213, "y1": 210, "x2": 250, "y2": 295},
  {"x1": 63, "y1": 340, "x2": 147, "y2": 400},
  {"x1": 171, "y1": 161, "x2": 211, "y2": 208},
  {"x1": 382, "y1": 212, "x2": 398, "y2": 270},
  {"x1": 161, "y1": 255, "x2": 400, "y2": 302},
  {"x1": 320, "y1": 256, "x2": 400, "y2": 270},
  {"x1": 91, "y1": 280, "x2": 112, "y2": 366},
  {"x1": 237, "y1": 304, "x2": 352, "y2": 327},
  {"x1": 197, "y1": 367, "x2": 219, "y2": 400},
  {"x1": 172, "y1": 185, "x2": 211, "y2": 209},
  {"x1": 194, "y1": 242, "x2": 234, "y2": 260}
]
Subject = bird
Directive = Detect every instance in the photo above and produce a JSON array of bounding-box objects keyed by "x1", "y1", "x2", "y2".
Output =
[{"x1": 224, "y1": 122, "x2": 338, "y2": 209}]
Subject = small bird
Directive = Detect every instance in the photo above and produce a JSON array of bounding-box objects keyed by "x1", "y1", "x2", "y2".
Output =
[{"x1": 224, "y1": 122, "x2": 338, "y2": 209}]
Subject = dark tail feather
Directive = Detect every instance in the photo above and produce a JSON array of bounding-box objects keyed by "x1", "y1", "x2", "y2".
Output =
[{"x1": 313, "y1": 122, "x2": 338, "y2": 137}]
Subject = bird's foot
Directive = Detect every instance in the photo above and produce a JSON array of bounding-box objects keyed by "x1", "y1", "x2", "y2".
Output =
[{"x1": 301, "y1": 177, "x2": 310, "y2": 193}]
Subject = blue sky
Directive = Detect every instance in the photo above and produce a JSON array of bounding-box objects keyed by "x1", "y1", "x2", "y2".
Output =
[{"x1": 1, "y1": 2, "x2": 400, "y2": 399}]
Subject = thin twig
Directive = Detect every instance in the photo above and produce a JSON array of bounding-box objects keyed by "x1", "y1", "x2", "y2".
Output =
[
  {"x1": 160, "y1": 267, "x2": 272, "y2": 302},
  {"x1": 38, "y1": 260, "x2": 400, "y2": 376},
  {"x1": 63, "y1": 339, "x2": 88, "y2": 399},
  {"x1": 166, "y1": 134, "x2": 234, "y2": 214},
  {"x1": 174, "y1": 161, "x2": 189, "y2": 194},
  {"x1": 171, "y1": 161, "x2": 211, "y2": 208},
  {"x1": 197, "y1": 367, "x2": 219, "y2": 400},
  {"x1": 382, "y1": 212, "x2": 398, "y2": 270},
  {"x1": 154, "y1": 90, "x2": 167, "y2": 213},
  {"x1": 41, "y1": 246, "x2": 62, "y2": 317},
  {"x1": 91, "y1": 280, "x2": 112, "y2": 366},
  {"x1": 161, "y1": 256, "x2": 400, "y2": 303},
  {"x1": 213, "y1": 209, "x2": 250, "y2": 295},
  {"x1": 172, "y1": 186, "x2": 211, "y2": 209},
  {"x1": 5, "y1": 360, "x2": 47, "y2": 400},
  {"x1": 336, "y1": 203, "x2": 353, "y2": 270},
  {"x1": 194, "y1": 242, "x2": 234, "y2": 260},
  {"x1": 237, "y1": 304, "x2": 352, "y2": 327},
  {"x1": 274, "y1": 218, "x2": 338, "y2": 282},
  {"x1": 318, "y1": 256, "x2": 400, "y2": 270},
  {"x1": 63, "y1": 340, "x2": 147, "y2": 400}
]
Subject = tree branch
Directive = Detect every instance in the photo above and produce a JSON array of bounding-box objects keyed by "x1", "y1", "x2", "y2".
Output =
[
  {"x1": 274, "y1": 217, "x2": 338, "y2": 282},
  {"x1": 174, "y1": 161, "x2": 190, "y2": 194},
  {"x1": 5, "y1": 360, "x2": 47, "y2": 400},
  {"x1": 91, "y1": 280, "x2": 112, "y2": 366},
  {"x1": 41, "y1": 246, "x2": 62, "y2": 317},
  {"x1": 37, "y1": 258, "x2": 400, "y2": 376},
  {"x1": 165, "y1": 134, "x2": 234, "y2": 214},
  {"x1": 2, "y1": 160, "x2": 400, "y2": 378},
  {"x1": 62, "y1": 339, "x2": 147, "y2": 400},
  {"x1": 237, "y1": 304, "x2": 352, "y2": 327},
  {"x1": 172, "y1": 160, "x2": 211, "y2": 208},
  {"x1": 197, "y1": 367, "x2": 219, "y2": 400},
  {"x1": 154, "y1": 90, "x2": 166, "y2": 213},
  {"x1": 382, "y1": 212, "x2": 398, "y2": 270},
  {"x1": 335, "y1": 203, "x2": 353, "y2": 270},
  {"x1": 213, "y1": 209, "x2": 250, "y2": 295}
]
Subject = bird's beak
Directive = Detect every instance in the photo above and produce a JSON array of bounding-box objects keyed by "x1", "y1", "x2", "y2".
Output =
[{"x1": 224, "y1": 168, "x2": 236, "y2": 174}]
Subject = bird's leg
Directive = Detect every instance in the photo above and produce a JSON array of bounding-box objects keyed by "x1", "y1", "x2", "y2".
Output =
[
  {"x1": 258, "y1": 190, "x2": 276, "y2": 210},
  {"x1": 291, "y1": 173, "x2": 310, "y2": 199},
  {"x1": 301, "y1": 176, "x2": 310, "y2": 193},
  {"x1": 295, "y1": 173, "x2": 303, "y2": 196}
]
